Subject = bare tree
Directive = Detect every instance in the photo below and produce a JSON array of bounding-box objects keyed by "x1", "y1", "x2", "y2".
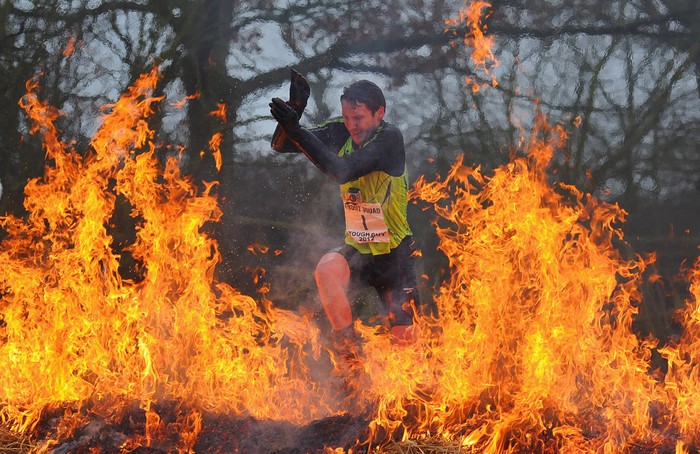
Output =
[{"x1": 1, "y1": 0, "x2": 698, "y2": 295}]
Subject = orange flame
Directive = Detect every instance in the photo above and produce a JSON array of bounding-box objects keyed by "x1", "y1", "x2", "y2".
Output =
[
  {"x1": 447, "y1": 1, "x2": 500, "y2": 92},
  {"x1": 355, "y1": 109, "x2": 675, "y2": 452},
  {"x1": 659, "y1": 256, "x2": 700, "y2": 447},
  {"x1": 0, "y1": 67, "x2": 334, "y2": 450},
  {"x1": 2, "y1": 66, "x2": 700, "y2": 453},
  {"x1": 209, "y1": 103, "x2": 227, "y2": 123},
  {"x1": 63, "y1": 36, "x2": 77, "y2": 58},
  {"x1": 170, "y1": 93, "x2": 200, "y2": 110},
  {"x1": 208, "y1": 132, "x2": 223, "y2": 171},
  {"x1": 205, "y1": 104, "x2": 227, "y2": 171},
  {"x1": 247, "y1": 242, "x2": 270, "y2": 255}
]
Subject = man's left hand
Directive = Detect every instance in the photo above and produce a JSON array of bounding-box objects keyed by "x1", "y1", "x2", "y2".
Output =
[
  {"x1": 270, "y1": 97, "x2": 300, "y2": 132},
  {"x1": 289, "y1": 69, "x2": 310, "y2": 117}
]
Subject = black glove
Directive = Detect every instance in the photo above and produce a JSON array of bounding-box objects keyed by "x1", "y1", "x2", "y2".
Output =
[
  {"x1": 270, "y1": 97, "x2": 300, "y2": 133},
  {"x1": 289, "y1": 69, "x2": 310, "y2": 118}
]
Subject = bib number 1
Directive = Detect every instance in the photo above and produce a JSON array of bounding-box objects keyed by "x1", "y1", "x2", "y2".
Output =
[{"x1": 343, "y1": 201, "x2": 390, "y2": 243}]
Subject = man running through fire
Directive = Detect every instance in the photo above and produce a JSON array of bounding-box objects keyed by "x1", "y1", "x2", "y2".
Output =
[{"x1": 269, "y1": 70, "x2": 421, "y2": 359}]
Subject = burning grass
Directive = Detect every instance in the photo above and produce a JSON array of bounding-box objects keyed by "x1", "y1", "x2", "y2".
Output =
[
  {"x1": 1, "y1": 55, "x2": 700, "y2": 454},
  {"x1": 381, "y1": 437, "x2": 465, "y2": 454},
  {"x1": 0, "y1": 428, "x2": 468, "y2": 454},
  {"x1": 0, "y1": 426, "x2": 34, "y2": 454}
]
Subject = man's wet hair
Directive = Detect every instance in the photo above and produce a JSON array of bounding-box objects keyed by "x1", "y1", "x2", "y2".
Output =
[{"x1": 341, "y1": 80, "x2": 386, "y2": 113}]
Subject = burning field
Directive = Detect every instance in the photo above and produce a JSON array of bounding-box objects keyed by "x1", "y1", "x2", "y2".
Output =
[
  {"x1": 1, "y1": 6, "x2": 700, "y2": 454},
  {"x1": 0, "y1": 66, "x2": 698, "y2": 453}
]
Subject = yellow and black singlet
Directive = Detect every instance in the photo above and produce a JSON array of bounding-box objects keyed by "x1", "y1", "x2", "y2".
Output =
[{"x1": 272, "y1": 117, "x2": 412, "y2": 256}]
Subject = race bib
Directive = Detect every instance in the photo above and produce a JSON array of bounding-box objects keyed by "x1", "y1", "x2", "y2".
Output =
[{"x1": 343, "y1": 201, "x2": 390, "y2": 243}]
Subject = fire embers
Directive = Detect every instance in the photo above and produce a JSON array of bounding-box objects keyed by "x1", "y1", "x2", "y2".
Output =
[{"x1": 35, "y1": 402, "x2": 370, "y2": 453}]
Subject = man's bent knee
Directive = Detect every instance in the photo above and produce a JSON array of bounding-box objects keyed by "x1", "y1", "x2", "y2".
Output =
[{"x1": 315, "y1": 252, "x2": 350, "y2": 284}]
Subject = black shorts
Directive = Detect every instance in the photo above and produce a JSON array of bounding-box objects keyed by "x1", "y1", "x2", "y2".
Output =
[{"x1": 329, "y1": 236, "x2": 420, "y2": 326}]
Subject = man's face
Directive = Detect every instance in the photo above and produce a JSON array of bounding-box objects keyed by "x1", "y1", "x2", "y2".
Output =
[{"x1": 341, "y1": 100, "x2": 385, "y2": 146}]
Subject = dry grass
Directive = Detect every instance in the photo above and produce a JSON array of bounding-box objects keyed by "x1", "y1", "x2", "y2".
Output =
[
  {"x1": 379, "y1": 436, "x2": 465, "y2": 453},
  {"x1": 0, "y1": 426, "x2": 34, "y2": 454},
  {"x1": 0, "y1": 422, "x2": 468, "y2": 454}
]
